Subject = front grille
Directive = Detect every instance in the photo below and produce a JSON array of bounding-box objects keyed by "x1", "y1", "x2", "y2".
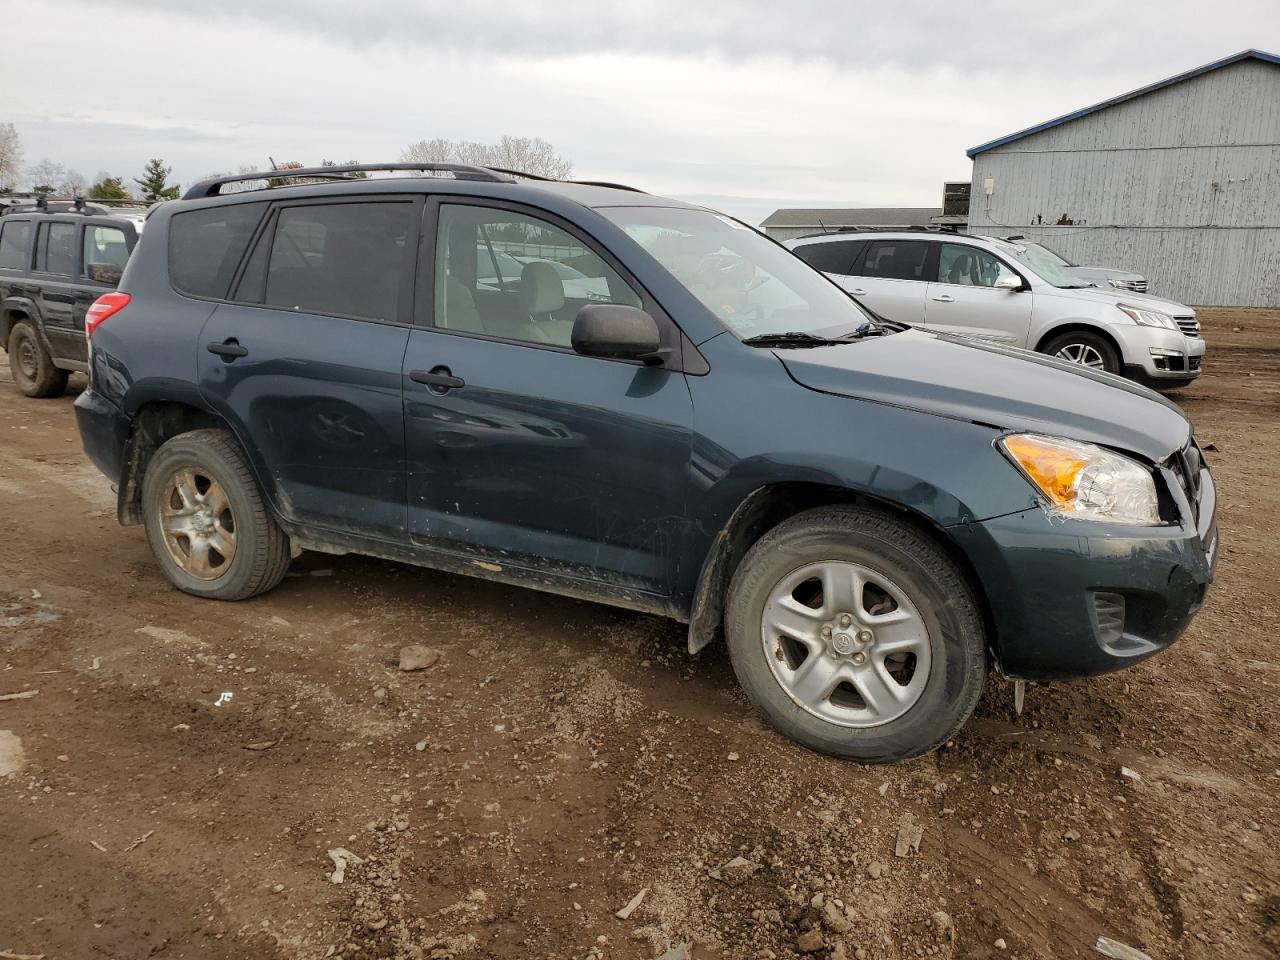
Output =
[
  {"x1": 1129, "y1": 280, "x2": 1148, "y2": 293},
  {"x1": 1168, "y1": 441, "x2": 1204, "y2": 522},
  {"x1": 1175, "y1": 315, "x2": 1200, "y2": 337}
]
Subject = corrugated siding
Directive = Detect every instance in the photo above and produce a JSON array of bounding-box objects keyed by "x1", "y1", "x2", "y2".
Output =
[{"x1": 967, "y1": 58, "x2": 1280, "y2": 306}]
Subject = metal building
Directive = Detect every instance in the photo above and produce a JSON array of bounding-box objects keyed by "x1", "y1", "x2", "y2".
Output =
[{"x1": 965, "y1": 49, "x2": 1280, "y2": 307}]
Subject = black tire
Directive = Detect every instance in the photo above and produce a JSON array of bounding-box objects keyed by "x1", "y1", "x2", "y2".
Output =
[
  {"x1": 141, "y1": 428, "x2": 292, "y2": 600},
  {"x1": 724, "y1": 505, "x2": 986, "y2": 763},
  {"x1": 7, "y1": 320, "x2": 69, "y2": 398},
  {"x1": 1041, "y1": 329, "x2": 1121, "y2": 375}
]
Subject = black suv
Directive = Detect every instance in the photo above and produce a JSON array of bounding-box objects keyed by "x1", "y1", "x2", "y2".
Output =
[
  {"x1": 73, "y1": 164, "x2": 1217, "y2": 762},
  {"x1": 0, "y1": 206, "x2": 141, "y2": 396}
]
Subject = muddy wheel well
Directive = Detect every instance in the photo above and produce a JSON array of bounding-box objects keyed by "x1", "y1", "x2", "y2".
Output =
[
  {"x1": 118, "y1": 401, "x2": 225, "y2": 524},
  {"x1": 686, "y1": 482, "x2": 996, "y2": 659},
  {"x1": 1, "y1": 307, "x2": 31, "y2": 345}
]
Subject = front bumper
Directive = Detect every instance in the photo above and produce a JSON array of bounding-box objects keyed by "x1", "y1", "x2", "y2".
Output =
[
  {"x1": 1114, "y1": 325, "x2": 1206, "y2": 382},
  {"x1": 952, "y1": 465, "x2": 1217, "y2": 680}
]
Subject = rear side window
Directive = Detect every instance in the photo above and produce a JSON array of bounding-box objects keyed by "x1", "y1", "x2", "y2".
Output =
[
  {"x1": 858, "y1": 240, "x2": 931, "y2": 281},
  {"x1": 169, "y1": 202, "x2": 267, "y2": 299},
  {"x1": 249, "y1": 202, "x2": 414, "y2": 322},
  {"x1": 793, "y1": 239, "x2": 863, "y2": 275},
  {"x1": 35, "y1": 222, "x2": 77, "y2": 275},
  {"x1": 84, "y1": 226, "x2": 130, "y2": 284},
  {"x1": 0, "y1": 220, "x2": 32, "y2": 270}
]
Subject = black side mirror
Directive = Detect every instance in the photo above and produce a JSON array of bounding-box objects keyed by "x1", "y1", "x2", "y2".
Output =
[{"x1": 571, "y1": 304, "x2": 662, "y2": 362}]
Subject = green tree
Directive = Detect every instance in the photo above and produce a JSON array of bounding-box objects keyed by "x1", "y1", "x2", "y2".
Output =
[
  {"x1": 88, "y1": 175, "x2": 131, "y2": 201},
  {"x1": 133, "y1": 158, "x2": 180, "y2": 201}
]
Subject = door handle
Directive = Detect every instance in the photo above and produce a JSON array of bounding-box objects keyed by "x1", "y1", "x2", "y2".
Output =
[
  {"x1": 849, "y1": 288, "x2": 867, "y2": 296},
  {"x1": 930, "y1": 294, "x2": 955, "y2": 303},
  {"x1": 410, "y1": 367, "x2": 465, "y2": 392},
  {"x1": 207, "y1": 339, "x2": 248, "y2": 359}
]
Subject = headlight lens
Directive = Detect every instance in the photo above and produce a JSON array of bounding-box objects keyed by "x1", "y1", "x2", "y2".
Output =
[
  {"x1": 999, "y1": 433, "x2": 1160, "y2": 525},
  {"x1": 1118, "y1": 303, "x2": 1177, "y2": 330}
]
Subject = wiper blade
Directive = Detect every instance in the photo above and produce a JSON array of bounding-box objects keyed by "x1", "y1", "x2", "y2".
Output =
[{"x1": 741, "y1": 331, "x2": 847, "y2": 347}]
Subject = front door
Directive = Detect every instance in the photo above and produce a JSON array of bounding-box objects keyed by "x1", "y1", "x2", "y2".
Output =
[
  {"x1": 197, "y1": 197, "x2": 419, "y2": 542},
  {"x1": 402, "y1": 200, "x2": 694, "y2": 595},
  {"x1": 923, "y1": 243, "x2": 1034, "y2": 346},
  {"x1": 843, "y1": 238, "x2": 933, "y2": 324}
]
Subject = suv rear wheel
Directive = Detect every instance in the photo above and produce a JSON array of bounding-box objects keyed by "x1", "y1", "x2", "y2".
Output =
[
  {"x1": 142, "y1": 429, "x2": 292, "y2": 600},
  {"x1": 1042, "y1": 329, "x2": 1121, "y2": 375},
  {"x1": 725, "y1": 506, "x2": 986, "y2": 763},
  {"x1": 8, "y1": 320, "x2": 69, "y2": 398}
]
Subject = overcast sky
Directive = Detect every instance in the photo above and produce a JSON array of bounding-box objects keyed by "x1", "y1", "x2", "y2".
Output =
[{"x1": 4, "y1": 0, "x2": 1278, "y2": 223}]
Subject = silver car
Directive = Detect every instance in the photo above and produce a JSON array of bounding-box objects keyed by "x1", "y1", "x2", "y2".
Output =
[
  {"x1": 1001, "y1": 238, "x2": 1148, "y2": 293},
  {"x1": 786, "y1": 231, "x2": 1203, "y2": 389}
]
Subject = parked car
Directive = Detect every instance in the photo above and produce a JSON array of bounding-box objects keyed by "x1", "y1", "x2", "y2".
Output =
[
  {"x1": 787, "y1": 231, "x2": 1201, "y2": 389},
  {"x1": 1000, "y1": 237, "x2": 1149, "y2": 293},
  {"x1": 74, "y1": 163, "x2": 1216, "y2": 763},
  {"x1": 0, "y1": 209, "x2": 142, "y2": 396}
]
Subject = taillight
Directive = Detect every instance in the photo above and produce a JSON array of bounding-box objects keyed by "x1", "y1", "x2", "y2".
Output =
[{"x1": 85, "y1": 292, "x2": 131, "y2": 338}]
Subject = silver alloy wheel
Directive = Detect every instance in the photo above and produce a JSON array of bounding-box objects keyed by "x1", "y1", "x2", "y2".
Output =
[
  {"x1": 159, "y1": 468, "x2": 237, "y2": 580},
  {"x1": 761, "y1": 560, "x2": 931, "y2": 728},
  {"x1": 16, "y1": 334, "x2": 38, "y2": 380},
  {"x1": 1054, "y1": 342, "x2": 1106, "y2": 368}
]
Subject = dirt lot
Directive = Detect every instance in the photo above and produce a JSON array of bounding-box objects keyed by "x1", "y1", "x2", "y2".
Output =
[{"x1": 1, "y1": 310, "x2": 1277, "y2": 960}]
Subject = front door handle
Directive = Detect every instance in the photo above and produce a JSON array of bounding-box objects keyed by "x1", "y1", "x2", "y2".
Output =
[
  {"x1": 930, "y1": 294, "x2": 955, "y2": 303},
  {"x1": 848, "y1": 288, "x2": 867, "y2": 296},
  {"x1": 207, "y1": 339, "x2": 248, "y2": 359},
  {"x1": 410, "y1": 367, "x2": 465, "y2": 392}
]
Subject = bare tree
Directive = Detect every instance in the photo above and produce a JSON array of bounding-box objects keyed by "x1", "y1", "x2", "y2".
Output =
[
  {"x1": 400, "y1": 136, "x2": 572, "y2": 179},
  {"x1": 27, "y1": 157, "x2": 66, "y2": 195},
  {"x1": 61, "y1": 168, "x2": 87, "y2": 196},
  {"x1": 0, "y1": 123, "x2": 22, "y2": 190}
]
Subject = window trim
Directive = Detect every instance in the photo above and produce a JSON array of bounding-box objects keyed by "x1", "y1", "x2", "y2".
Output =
[
  {"x1": 415, "y1": 195, "x2": 694, "y2": 371},
  {"x1": 852, "y1": 238, "x2": 939, "y2": 284},
  {"x1": 0, "y1": 218, "x2": 34, "y2": 273},
  {"x1": 225, "y1": 195, "x2": 424, "y2": 328},
  {"x1": 32, "y1": 220, "x2": 78, "y2": 278}
]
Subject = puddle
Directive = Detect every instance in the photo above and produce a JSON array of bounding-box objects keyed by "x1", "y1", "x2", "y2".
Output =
[{"x1": 0, "y1": 730, "x2": 25, "y2": 777}]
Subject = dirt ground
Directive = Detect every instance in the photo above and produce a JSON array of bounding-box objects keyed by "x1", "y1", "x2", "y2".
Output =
[{"x1": 1, "y1": 309, "x2": 1277, "y2": 960}]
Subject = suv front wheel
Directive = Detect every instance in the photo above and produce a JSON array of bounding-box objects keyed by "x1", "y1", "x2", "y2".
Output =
[
  {"x1": 142, "y1": 429, "x2": 292, "y2": 600},
  {"x1": 1042, "y1": 329, "x2": 1121, "y2": 375},
  {"x1": 725, "y1": 506, "x2": 986, "y2": 763},
  {"x1": 8, "y1": 320, "x2": 69, "y2": 398}
]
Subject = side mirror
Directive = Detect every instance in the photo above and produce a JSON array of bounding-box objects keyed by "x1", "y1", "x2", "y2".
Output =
[
  {"x1": 572, "y1": 304, "x2": 662, "y2": 361},
  {"x1": 994, "y1": 274, "x2": 1024, "y2": 291}
]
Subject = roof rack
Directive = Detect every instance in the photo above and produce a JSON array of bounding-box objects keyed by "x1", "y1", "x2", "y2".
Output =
[
  {"x1": 486, "y1": 167, "x2": 647, "y2": 194},
  {"x1": 183, "y1": 162, "x2": 516, "y2": 200},
  {"x1": 793, "y1": 224, "x2": 959, "y2": 241}
]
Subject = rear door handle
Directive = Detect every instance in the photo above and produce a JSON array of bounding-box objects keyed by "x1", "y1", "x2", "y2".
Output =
[
  {"x1": 849, "y1": 288, "x2": 867, "y2": 296},
  {"x1": 930, "y1": 294, "x2": 955, "y2": 303},
  {"x1": 207, "y1": 339, "x2": 248, "y2": 359},
  {"x1": 410, "y1": 367, "x2": 465, "y2": 391}
]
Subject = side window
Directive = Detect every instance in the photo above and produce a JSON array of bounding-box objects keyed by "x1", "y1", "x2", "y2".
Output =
[
  {"x1": 83, "y1": 226, "x2": 131, "y2": 284},
  {"x1": 938, "y1": 243, "x2": 1020, "y2": 288},
  {"x1": 858, "y1": 240, "x2": 931, "y2": 281},
  {"x1": 431, "y1": 204, "x2": 641, "y2": 348},
  {"x1": 0, "y1": 220, "x2": 33, "y2": 271},
  {"x1": 256, "y1": 202, "x2": 414, "y2": 322},
  {"x1": 169, "y1": 202, "x2": 268, "y2": 299},
  {"x1": 793, "y1": 239, "x2": 863, "y2": 275},
  {"x1": 35, "y1": 222, "x2": 76, "y2": 275}
]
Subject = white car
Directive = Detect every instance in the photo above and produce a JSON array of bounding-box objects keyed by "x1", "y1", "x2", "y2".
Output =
[
  {"x1": 787, "y1": 231, "x2": 1203, "y2": 389},
  {"x1": 1000, "y1": 237, "x2": 1148, "y2": 293}
]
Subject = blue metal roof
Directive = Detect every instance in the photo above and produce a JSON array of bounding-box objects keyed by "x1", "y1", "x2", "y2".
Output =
[{"x1": 967, "y1": 48, "x2": 1280, "y2": 158}]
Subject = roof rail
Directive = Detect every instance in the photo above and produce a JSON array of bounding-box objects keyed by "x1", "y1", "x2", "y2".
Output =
[
  {"x1": 485, "y1": 167, "x2": 647, "y2": 194},
  {"x1": 793, "y1": 224, "x2": 958, "y2": 241},
  {"x1": 182, "y1": 162, "x2": 515, "y2": 200}
]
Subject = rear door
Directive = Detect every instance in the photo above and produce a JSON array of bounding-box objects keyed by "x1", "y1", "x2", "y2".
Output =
[
  {"x1": 844, "y1": 239, "x2": 933, "y2": 324},
  {"x1": 195, "y1": 197, "x2": 419, "y2": 542},
  {"x1": 31, "y1": 220, "x2": 84, "y2": 363},
  {"x1": 923, "y1": 242, "x2": 1034, "y2": 346}
]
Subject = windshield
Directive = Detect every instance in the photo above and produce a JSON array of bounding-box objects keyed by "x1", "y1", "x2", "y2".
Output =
[
  {"x1": 1022, "y1": 240, "x2": 1077, "y2": 268},
  {"x1": 989, "y1": 238, "x2": 1090, "y2": 288},
  {"x1": 600, "y1": 206, "x2": 874, "y2": 339}
]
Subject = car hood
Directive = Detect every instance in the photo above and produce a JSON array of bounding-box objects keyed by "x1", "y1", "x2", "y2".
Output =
[
  {"x1": 778, "y1": 329, "x2": 1190, "y2": 461},
  {"x1": 1071, "y1": 266, "x2": 1144, "y2": 281},
  {"x1": 1039, "y1": 282, "x2": 1191, "y2": 315}
]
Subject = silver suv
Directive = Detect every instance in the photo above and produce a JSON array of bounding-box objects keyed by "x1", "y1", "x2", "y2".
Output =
[{"x1": 787, "y1": 231, "x2": 1204, "y2": 389}]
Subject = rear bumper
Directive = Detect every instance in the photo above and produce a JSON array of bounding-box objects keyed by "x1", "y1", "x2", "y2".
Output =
[
  {"x1": 74, "y1": 386, "x2": 130, "y2": 485},
  {"x1": 952, "y1": 471, "x2": 1217, "y2": 680}
]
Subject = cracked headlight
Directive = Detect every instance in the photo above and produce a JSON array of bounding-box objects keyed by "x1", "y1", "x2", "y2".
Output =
[
  {"x1": 1117, "y1": 303, "x2": 1177, "y2": 330},
  {"x1": 999, "y1": 434, "x2": 1160, "y2": 525}
]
